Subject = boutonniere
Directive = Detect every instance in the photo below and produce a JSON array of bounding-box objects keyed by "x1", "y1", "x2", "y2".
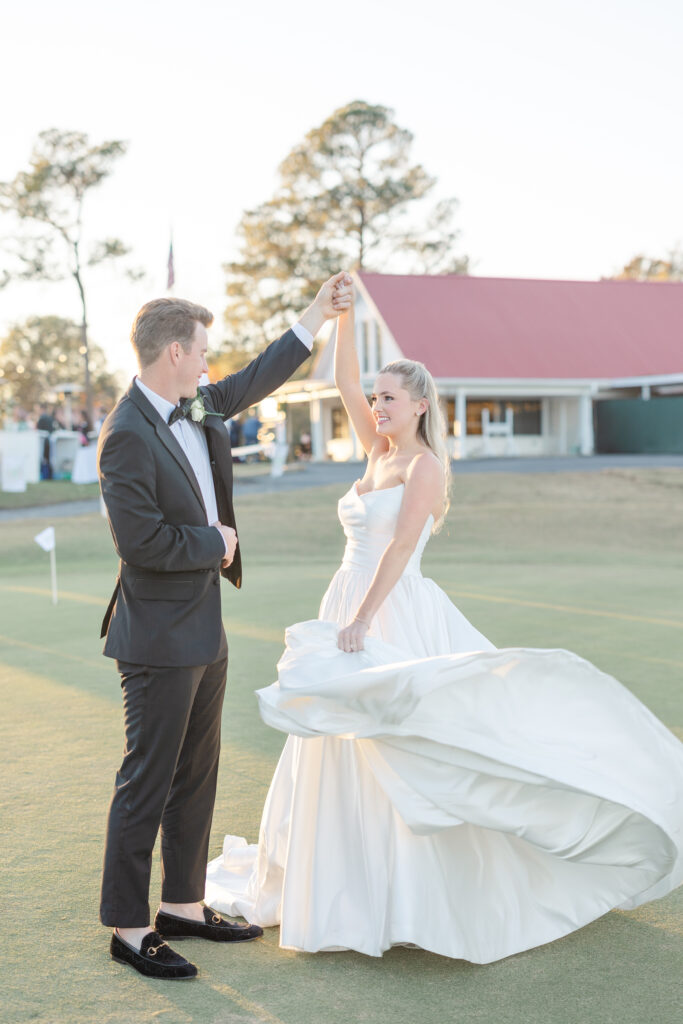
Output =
[
  {"x1": 190, "y1": 390, "x2": 223, "y2": 424},
  {"x1": 171, "y1": 389, "x2": 223, "y2": 427}
]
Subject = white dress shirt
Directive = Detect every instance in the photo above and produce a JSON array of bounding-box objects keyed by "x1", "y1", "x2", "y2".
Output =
[
  {"x1": 134, "y1": 322, "x2": 314, "y2": 553},
  {"x1": 136, "y1": 375, "x2": 221, "y2": 526}
]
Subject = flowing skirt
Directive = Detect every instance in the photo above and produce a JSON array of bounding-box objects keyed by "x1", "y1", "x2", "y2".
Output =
[{"x1": 206, "y1": 567, "x2": 683, "y2": 963}]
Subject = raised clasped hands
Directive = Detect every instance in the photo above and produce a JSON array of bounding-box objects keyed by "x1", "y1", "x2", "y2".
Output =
[
  {"x1": 337, "y1": 616, "x2": 369, "y2": 653},
  {"x1": 316, "y1": 271, "x2": 354, "y2": 319},
  {"x1": 299, "y1": 272, "x2": 354, "y2": 337}
]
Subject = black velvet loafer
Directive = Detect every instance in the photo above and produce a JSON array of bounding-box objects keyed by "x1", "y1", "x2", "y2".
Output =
[
  {"x1": 154, "y1": 905, "x2": 264, "y2": 943},
  {"x1": 110, "y1": 929, "x2": 198, "y2": 979}
]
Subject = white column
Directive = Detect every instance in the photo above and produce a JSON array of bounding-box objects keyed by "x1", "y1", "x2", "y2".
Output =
[
  {"x1": 504, "y1": 406, "x2": 515, "y2": 455},
  {"x1": 369, "y1": 321, "x2": 378, "y2": 374},
  {"x1": 558, "y1": 399, "x2": 568, "y2": 454},
  {"x1": 454, "y1": 388, "x2": 467, "y2": 460},
  {"x1": 275, "y1": 418, "x2": 287, "y2": 444},
  {"x1": 578, "y1": 394, "x2": 594, "y2": 456},
  {"x1": 481, "y1": 406, "x2": 491, "y2": 456},
  {"x1": 541, "y1": 398, "x2": 550, "y2": 453},
  {"x1": 310, "y1": 398, "x2": 325, "y2": 461}
]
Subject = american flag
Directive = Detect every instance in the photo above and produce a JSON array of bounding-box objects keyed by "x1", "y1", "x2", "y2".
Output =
[{"x1": 167, "y1": 239, "x2": 175, "y2": 291}]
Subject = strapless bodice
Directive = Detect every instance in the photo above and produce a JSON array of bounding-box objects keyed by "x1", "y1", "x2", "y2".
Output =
[{"x1": 337, "y1": 481, "x2": 433, "y2": 577}]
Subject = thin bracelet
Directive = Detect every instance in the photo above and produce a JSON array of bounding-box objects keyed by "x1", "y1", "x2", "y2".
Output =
[{"x1": 354, "y1": 615, "x2": 370, "y2": 625}]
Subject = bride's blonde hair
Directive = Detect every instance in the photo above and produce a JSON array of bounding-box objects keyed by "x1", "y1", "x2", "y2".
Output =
[{"x1": 380, "y1": 359, "x2": 451, "y2": 530}]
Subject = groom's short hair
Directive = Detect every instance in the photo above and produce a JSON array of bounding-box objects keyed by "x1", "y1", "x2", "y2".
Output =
[{"x1": 131, "y1": 298, "x2": 214, "y2": 368}]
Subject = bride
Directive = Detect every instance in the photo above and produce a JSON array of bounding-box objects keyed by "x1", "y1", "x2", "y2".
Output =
[{"x1": 206, "y1": 280, "x2": 683, "y2": 964}]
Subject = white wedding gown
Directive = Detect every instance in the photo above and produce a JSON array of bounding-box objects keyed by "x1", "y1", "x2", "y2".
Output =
[{"x1": 206, "y1": 481, "x2": 683, "y2": 963}]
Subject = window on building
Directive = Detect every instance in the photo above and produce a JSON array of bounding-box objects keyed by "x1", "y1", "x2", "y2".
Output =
[
  {"x1": 512, "y1": 401, "x2": 543, "y2": 434},
  {"x1": 331, "y1": 405, "x2": 349, "y2": 440},
  {"x1": 445, "y1": 399, "x2": 456, "y2": 433},
  {"x1": 466, "y1": 400, "x2": 542, "y2": 435},
  {"x1": 374, "y1": 323, "x2": 383, "y2": 371}
]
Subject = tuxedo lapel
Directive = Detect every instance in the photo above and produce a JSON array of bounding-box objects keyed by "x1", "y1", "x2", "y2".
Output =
[
  {"x1": 202, "y1": 415, "x2": 228, "y2": 466},
  {"x1": 202, "y1": 413, "x2": 242, "y2": 588},
  {"x1": 203, "y1": 416, "x2": 233, "y2": 521},
  {"x1": 126, "y1": 381, "x2": 207, "y2": 518}
]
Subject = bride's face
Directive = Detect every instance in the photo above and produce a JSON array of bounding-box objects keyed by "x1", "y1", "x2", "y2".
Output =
[{"x1": 371, "y1": 373, "x2": 425, "y2": 438}]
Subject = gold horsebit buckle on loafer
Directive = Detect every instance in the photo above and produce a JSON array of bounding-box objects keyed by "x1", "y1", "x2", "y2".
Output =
[
  {"x1": 211, "y1": 914, "x2": 222, "y2": 925},
  {"x1": 147, "y1": 941, "x2": 168, "y2": 957}
]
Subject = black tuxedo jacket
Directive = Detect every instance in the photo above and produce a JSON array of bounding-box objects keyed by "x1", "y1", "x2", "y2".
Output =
[{"x1": 97, "y1": 328, "x2": 309, "y2": 667}]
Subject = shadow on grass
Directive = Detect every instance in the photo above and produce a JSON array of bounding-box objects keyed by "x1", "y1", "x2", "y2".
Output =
[{"x1": 59, "y1": 910, "x2": 681, "y2": 1024}]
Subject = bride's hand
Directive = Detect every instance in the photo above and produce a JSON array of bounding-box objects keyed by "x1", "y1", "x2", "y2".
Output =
[
  {"x1": 317, "y1": 272, "x2": 353, "y2": 319},
  {"x1": 337, "y1": 617, "x2": 369, "y2": 653}
]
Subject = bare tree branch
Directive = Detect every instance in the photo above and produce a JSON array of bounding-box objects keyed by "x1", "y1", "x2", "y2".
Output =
[{"x1": 0, "y1": 129, "x2": 131, "y2": 421}]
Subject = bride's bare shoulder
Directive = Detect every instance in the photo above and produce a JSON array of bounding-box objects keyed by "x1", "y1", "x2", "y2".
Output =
[
  {"x1": 406, "y1": 450, "x2": 444, "y2": 486},
  {"x1": 404, "y1": 451, "x2": 446, "y2": 521}
]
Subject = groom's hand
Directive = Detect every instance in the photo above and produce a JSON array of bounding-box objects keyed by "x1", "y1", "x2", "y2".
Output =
[
  {"x1": 323, "y1": 272, "x2": 353, "y2": 318},
  {"x1": 297, "y1": 272, "x2": 353, "y2": 337},
  {"x1": 213, "y1": 522, "x2": 238, "y2": 566}
]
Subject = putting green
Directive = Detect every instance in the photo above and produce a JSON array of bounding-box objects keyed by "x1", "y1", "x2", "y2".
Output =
[{"x1": 1, "y1": 469, "x2": 681, "y2": 1024}]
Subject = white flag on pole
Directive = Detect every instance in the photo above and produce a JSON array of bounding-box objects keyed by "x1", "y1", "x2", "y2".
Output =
[
  {"x1": 34, "y1": 526, "x2": 56, "y2": 552},
  {"x1": 34, "y1": 526, "x2": 58, "y2": 604}
]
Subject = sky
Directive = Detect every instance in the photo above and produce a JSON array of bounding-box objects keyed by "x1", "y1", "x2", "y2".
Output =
[{"x1": 1, "y1": 0, "x2": 682, "y2": 378}]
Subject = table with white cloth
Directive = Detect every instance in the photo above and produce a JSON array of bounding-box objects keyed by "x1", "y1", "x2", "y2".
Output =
[
  {"x1": 51, "y1": 432, "x2": 80, "y2": 479},
  {"x1": 0, "y1": 430, "x2": 41, "y2": 488},
  {"x1": 71, "y1": 443, "x2": 98, "y2": 484}
]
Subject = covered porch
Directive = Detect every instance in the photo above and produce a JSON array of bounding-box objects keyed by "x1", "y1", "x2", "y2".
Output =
[{"x1": 272, "y1": 379, "x2": 596, "y2": 462}]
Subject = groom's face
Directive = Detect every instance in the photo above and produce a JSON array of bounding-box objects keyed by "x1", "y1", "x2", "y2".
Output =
[{"x1": 176, "y1": 322, "x2": 210, "y2": 394}]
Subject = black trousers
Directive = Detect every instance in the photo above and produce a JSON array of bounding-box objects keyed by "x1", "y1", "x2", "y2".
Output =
[{"x1": 100, "y1": 656, "x2": 228, "y2": 927}]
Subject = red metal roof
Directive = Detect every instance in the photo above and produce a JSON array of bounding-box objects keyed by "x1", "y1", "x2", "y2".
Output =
[{"x1": 358, "y1": 272, "x2": 683, "y2": 380}]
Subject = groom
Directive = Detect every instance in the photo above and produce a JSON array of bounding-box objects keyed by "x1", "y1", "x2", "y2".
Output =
[{"x1": 98, "y1": 273, "x2": 352, "y2": 979}]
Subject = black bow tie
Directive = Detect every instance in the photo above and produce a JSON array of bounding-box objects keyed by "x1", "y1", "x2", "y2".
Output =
[{"x1": 168, "y1": 398, "x2": 193, "y2": 426}]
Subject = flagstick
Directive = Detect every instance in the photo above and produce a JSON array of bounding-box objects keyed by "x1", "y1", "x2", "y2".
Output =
[
  {"x1": 50, "y1": 547, "x2": 58, "y2": 605},
  {"x1": 167, "y1": 228, "x2": 175, "y2": 295}
]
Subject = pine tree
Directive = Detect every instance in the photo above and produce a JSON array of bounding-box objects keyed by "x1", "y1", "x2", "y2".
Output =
[{"x1": 223, "y1": 101, "x2": 468, "y2": 357}]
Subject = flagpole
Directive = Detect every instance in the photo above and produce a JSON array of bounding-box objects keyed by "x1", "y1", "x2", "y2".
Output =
[
  {"x1": 50, "y1": 547, "x2": 58, "y2": 605},
  {"x1": 34, "y1": 526, "x2": 58, "y2": 604},
  {"x1": 167, "y1": 229, "x2": 175, "y2": 295}
]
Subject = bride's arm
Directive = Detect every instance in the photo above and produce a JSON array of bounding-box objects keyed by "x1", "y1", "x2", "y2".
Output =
[
  {"x1": 337, "y1": 454, "x2": 444, "y2": 653},
  {"x1": 334, "y1": 292, "x2": 388, "y2": 458}
]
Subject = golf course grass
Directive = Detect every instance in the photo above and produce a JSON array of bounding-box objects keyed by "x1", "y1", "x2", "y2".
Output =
[
  {"x1": 0, "y1": 479, "x2": 101, "y2": 510},
  {"x1": 1, "y1": 467, "x2": 682, "y2": 1024}
]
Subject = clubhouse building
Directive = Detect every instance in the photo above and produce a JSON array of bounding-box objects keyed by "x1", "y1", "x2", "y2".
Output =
[{"x1": 273, "y1": 272, "x2": 683, "y2": 460}]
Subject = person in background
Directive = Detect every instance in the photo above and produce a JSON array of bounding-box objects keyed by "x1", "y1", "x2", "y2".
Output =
[
  {"x1": 228, "y1": 416, "x2": 242, "y2": 449},
  {"x1": 11, "y1": 406, "x2": 30, "y2": 430},
  {"x1": 76, "y1": 409, "x2": 92, "y2": 446},
  {"x1": 242, "y1": 408, "x2": 262, "y2": 445},
  {"x1": 36, "y1": 403, "x2": 56, "y2": 479},
  {"x1": 36, "y1": 404, "x2": 56, "y2": 433},
  {"x1": 95, "y1": 406, "x2": 109, "y2": 435},
  {"x1": 228, "y1": 416, "x2": 243, "y2": 462},
  {"x1": 298, "y1": 430, "x2": 312, "y2": 460}
]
